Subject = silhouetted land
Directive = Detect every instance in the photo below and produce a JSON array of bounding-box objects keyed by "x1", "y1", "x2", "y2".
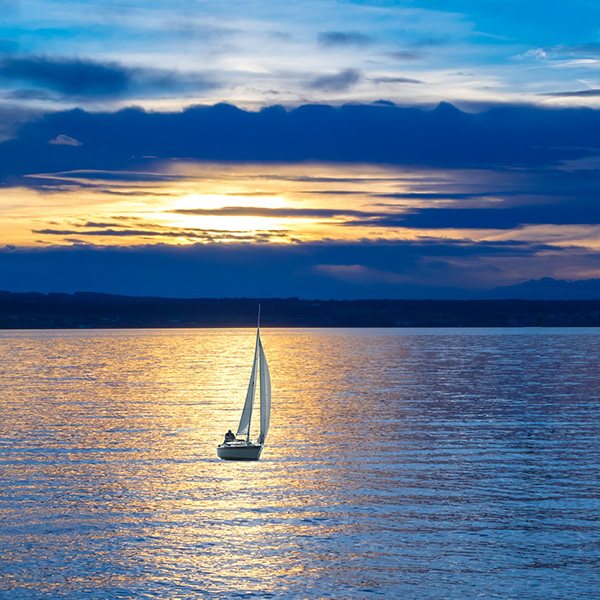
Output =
[{"x1": 1, "y1": 291, "x2": 600, "y2": 328}]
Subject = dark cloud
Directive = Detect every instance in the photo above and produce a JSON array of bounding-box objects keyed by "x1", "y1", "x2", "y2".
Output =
[
  {"x1": 1, "y1": 101, "x2": 600, "y2": 191},
  {"x1": 387, "y1": 51, "x2": 423, "y2": 61},
  {"x1": 82, "y1": 221, "x2": 124, "y2": 228},
  {"x1": 356, "y1": 199, "x2": 600, "y2": 230},
  {"x1": 3, "y1": 88, "x2": 56, "y2": 101},
  {"x1": 373, "y1": 191, "x2": 562, "y2": 201},
  {"x1": 99, "y1": 190, "x2": 177, "y2": 197},
  {"x1": 318, "y1": 31, "x2": 373, "y2": 47},
  {"x1": 0, "y1": 56, "x2": 129, "y2": 96},
  {"x1": 31, "y1": 215, "x2": 293, "y2": 244},
  {"x1": 126, "y1": 66, "x2": 216, "y2": 95},
  {"x1": 32, "y1": 225, "x2": 290, "y2": 243},
  {"x1": 0, "y1": 103, "x2": 42, "y2": 142},
  {"x1": 298, "y1": 189, "x2": 367, "y2": 195},
  {"x1": 309, "y1": 69, "x2": 361, "y2": 91},
  {"x1": 0, "y1": 240, "x2": 575, "y2": 299},
  {"x1": 26, "y1": 170, "x2": 190, "y2": 183},
  {"x1": 372, "y1": 76, "x2": 423, "y2": 84},
  {"x1": 0, "y1": 55, "x2": 215, "y2": 98},
  {"x1": 33, "y1": 228, "x2": 154, "y2": 237},
  {"x1": 541, "y1": 89, "x2": 600, "y2": 98}
]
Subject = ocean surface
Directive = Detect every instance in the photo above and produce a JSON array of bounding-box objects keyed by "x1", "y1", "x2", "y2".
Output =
[{"x1": 0, "y1": 328, "x2": 599, "y2": 600}]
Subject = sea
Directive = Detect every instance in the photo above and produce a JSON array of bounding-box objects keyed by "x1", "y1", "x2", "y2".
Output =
[{"x1": 0, "y1": 328, "x2": 599, "y2": 600}]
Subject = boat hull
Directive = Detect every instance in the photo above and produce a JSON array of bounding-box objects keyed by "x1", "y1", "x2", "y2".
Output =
[{"x1": 217, "y1": 443, "x2": 263, "y2": 461}]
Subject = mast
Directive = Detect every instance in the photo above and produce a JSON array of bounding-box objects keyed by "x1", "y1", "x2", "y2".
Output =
[
  {"x1": 249, "y1": 304, "x2": 260, "y2": 442},
  {"x1": 235, "y1": 304, "x2": 261, "y2": 442}
]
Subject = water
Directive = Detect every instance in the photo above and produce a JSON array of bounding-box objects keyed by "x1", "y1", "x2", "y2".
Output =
[{"x1": 0, "y1": 328, "x2": 599, "y2": 599}]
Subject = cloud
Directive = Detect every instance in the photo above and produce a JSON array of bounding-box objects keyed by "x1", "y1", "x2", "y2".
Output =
[
  {"x1": 387, "y1": 51, "x2": 423, "y2": 61},
  {"x1": 3, "y1": 89, "x2": 56, "y2": 101},
  {"x1": 171, "y1": 206, "x2": 376, "y2": 219},
  {"x1": 30, "y1": 215, "x2": 294, "y2": 244},
  {"x1": 309, "y1": 69, "x2": 361, "y2": 91},
  {"x1": 314, "y1": 263, "x2": 404, "y2": 284},
  {"x1": 0, "y1": 55, "x2": 216, "y2": 98},
  {"x1": 0, "y1": 239, "x2": 589, "y2": 299},
  {"x1": 160, "y1": 20, "x2": 239, "y2": 41},
  {"x1": 410, "y1": 37, "x2": 450, "y2": 48},
  {"x1": 0, "y1": 56, "x2": 129, "y2": 96},
  {"x1": 541, "y1": 89, "x2": 600, "y2": 98},
  {"x1": 372, "y1": 191, "x2": 560, "y2": 201},
  {"x1": 2, "y1": 102, "x2": 600, "y2": 191},
  {"x1": 31, "y1": 224, "x2": 290, "y2": 243},
  {"x1": 48, "y1": 134, "x2": 82, "y2": 146},
  {"x1": 0, "y1": 103, "x2": 41, "y2": 143},
  {"x1": 541, "y1": 43, "x2": 600, "y2": 57},
  {"x1": 318, "y1": 31, "x2": 373, "y2": 47},
  {"x1": 372, "y1": 76, "x2": 423, "y2": 84},
  {"x1": 357, "y1": 199, "x2": 600, "y2": 230},
  {"x1": 26, "y1": 170, "x2": 190, "y2": 183}
]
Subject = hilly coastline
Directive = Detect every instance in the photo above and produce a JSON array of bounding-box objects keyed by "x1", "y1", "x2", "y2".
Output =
[{"x1": 1, "y1": 291, "x2": 600, "y2": 328}]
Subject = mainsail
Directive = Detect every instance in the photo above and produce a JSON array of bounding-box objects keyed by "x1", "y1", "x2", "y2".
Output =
[
  {"x1": 258, "y1": 336, "x2": 271, "y2": 444},
  {"x1": 236, "y1": 330, "x2": 259, "y2": 438},
  {"x1": 235, "y1": 305, "x2": 270, "y2": 444}
]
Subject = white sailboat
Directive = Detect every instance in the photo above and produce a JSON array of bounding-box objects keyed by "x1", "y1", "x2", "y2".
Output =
[{"x1": 217, "y1": 306, "x2": 271, "y2": 461}]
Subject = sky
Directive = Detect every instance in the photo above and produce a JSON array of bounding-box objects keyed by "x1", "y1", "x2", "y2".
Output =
[{"x1": 1, "y1": 0, "x2": 600, "y2": 298}]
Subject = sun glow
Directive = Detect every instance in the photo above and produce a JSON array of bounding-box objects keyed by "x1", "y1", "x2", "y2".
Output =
[
  {"x1": 5, "y1": 162, "x2": 597, "y2": 251},
  {"x1": 148, "y1": 192, "x2": 292, "y2": 235},
  {"x1": 174, "y1": 193, "x2": 288, "y2": 211}
]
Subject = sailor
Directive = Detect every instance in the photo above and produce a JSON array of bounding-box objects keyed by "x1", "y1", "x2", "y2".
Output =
[{"x1": 224, "y1": 429, "x2": 236, "y2": 443}]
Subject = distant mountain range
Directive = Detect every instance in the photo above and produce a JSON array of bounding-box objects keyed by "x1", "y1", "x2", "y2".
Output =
[{"x1": 483, "y1": 278, "x2": 600, "y2": 300}]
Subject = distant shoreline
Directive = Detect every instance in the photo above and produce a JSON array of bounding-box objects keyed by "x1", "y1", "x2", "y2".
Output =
[{"x1": 1, "y1": 292, "x2": 600, "y2": 329}]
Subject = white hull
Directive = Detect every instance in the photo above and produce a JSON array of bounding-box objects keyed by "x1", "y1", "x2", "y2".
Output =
[{"x1": 217, "y1": 442, "x2": 263, "y2": 461}]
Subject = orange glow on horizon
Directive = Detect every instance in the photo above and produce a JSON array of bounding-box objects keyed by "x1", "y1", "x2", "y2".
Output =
[{"x1": 3, "y1": 162, "x2": 599, "y2": 251}]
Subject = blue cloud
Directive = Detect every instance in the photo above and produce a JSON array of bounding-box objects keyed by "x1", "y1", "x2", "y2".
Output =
[
  {"x1": 0, "y1": 56, "x2": 129, "y2": 96},
  {"x1": 0, "y1": 240, "x2": 574, "y2": 299},
  {"x1": 541, "y1": 89, "x2": 600, "y2": 98},
  {"x1": 0, "y1": 55, "x2": 216, "y2": 98},
  {"x1": 309, "y1": 69, "x2": 361, "y2": 91},
  {"x1": 2, "y1": 102, "x2": 599, "y2": 187},
  {"x1": 371, "y1": 76, "x2": 423, "y2": 84},
  {"x1": 354, "y1": 200, "x2": 600, "y2": 230},
  {"x1": 318, "y1": 31, "x2": 373, "y2": 46},
  {"x1": 387, "y1": 51, "x2": 423, "y2": 61}
]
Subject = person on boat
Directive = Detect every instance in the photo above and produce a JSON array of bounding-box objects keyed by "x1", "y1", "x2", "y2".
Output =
[{"x1": 224, "y1": 430, "x2": 236, "y2": 443}]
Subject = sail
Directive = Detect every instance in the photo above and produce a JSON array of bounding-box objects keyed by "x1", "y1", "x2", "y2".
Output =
[
  {"x1": 236, "y1": 331, "x2": 259, "y2": 438},
  {"x1": 257, "y1": 335, "x2": 271, "y2": 445}
]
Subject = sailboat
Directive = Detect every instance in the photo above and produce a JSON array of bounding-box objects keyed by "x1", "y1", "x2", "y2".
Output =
[{"x1": 217, "y1": 306, "x2": 271, "y2": 461}]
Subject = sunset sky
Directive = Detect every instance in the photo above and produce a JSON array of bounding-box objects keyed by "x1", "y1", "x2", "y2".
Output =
[{"x1": 1, "y1": 0, "x2": 600, "y2": 298}]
